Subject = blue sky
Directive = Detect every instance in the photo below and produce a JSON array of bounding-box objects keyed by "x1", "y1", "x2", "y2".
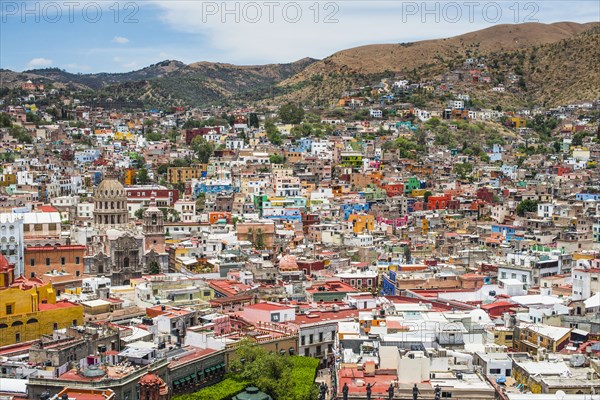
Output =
[{"x1": 1, "y1": 1, "x2": 598, "y2": 73}]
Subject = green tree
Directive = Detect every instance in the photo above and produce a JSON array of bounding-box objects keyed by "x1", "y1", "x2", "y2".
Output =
[
  {"x1": 0, "y1": 113, "x2": 12, "y2": 128},
  {"x1": 265, "y1": 120, "x2": 282, "y2": 145},
  {"x1": 269, "y1": 154, "x2": 285, "y2": 164},
  {"x1": 135, "y1": 207, "x2": 146, "y2": 220},
  {"x1": 10, "y1": 126, "x2": 33, "y2": 144},
  {"x1": 224, "y1": 340, "x2": 319, "y2": 400},
  {"x1": 248, "y1": 113, "x2": 259, "y2": 128},
  {"x1": 516, "y1": 199, "x2": 539, "y2": 217},
  {"x1": 572, "y1": 132, "x2": 586, "y2": 146},
  {"x1": 278, "y1": 103, "x2": 304, "y2": 124},
  {"x1": 414, "y1": 128, "x2": 427, "y2": 147},
  {"x1": 191, "y1": 136, "x2": 214, "y2": 163},
  {"x1": 423, "y1": 191, "x2": 432, "y2": 204},
  {"x1": 145, "y1": 131, "x2": 162, "y2": 141},
  {"x1": 137, "y1": 168, "x2": 150, "y2": 184},
  {"x1": 424, "y1": 117, "x2": 441, "y2": 129},
  {"x1": 255, "y1": 228, "x2": 265, "y2": 250},
  {"x1": 147, "y1": 260, "x2": 161, "y2": 275},
  {"x1": 453, "y1": 162, "x2": 473, "y2": 180},
  {"x1": 182, "y1": 119, "x2": 203, "y2": 129},
  {"x1": 195, "y1": 193, "x2": 206, "y2": 211}
]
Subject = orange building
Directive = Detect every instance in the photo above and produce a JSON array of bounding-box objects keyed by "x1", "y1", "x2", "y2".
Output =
[
  {"x1": 208, "y1": 212, "x2": 231, "y2": 224},
  {"x1": 427, "y1": 194, "x2": 452, "y2": 210},
  {"x1": 348, "y1": 214, "x2": 375, "y2": 233},
  {"x1": 24, "y1": 245, "x2": 86, "y2": 278},
  {"x1": 123, "y1": 169, "x2": 136, "y2": 185}
]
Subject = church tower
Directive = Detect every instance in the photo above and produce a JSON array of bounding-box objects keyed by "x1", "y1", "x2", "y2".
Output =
[{"x1": 143, "y1": 194, "x2": 165, "y2": 253}]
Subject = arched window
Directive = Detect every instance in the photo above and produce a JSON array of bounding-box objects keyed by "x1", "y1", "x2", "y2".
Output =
[{"x1": 11, "y1": 321, "x2": 23, "y2": 327}]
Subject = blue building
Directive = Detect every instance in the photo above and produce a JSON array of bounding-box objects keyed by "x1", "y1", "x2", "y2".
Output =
[
  {"x1": 491, "y1": 224, "x2": 522, "y2": 242},
  {"x1": 576, "y1": 193, "x2": 600, "y2": 201},
  {"x1": 381, "y1": 270, "x2": 396, "y2": 295},
  {"x1": 193, "y1": 183, "x2": 238, "y2": 197},
  {"x1": 341, "y1": 203, "x2": 370, "y2": 220}
]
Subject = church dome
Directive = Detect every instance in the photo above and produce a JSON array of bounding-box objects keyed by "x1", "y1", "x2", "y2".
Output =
[
  {"x1": 93, "y1": 178, "x2": 129, "y2": 227},
  {"x1": 95, "y1": 179, "x2": 126, "y2": 199},
  {"x1": 279, "y1": 255, "x2": 298, "y2": 271}
]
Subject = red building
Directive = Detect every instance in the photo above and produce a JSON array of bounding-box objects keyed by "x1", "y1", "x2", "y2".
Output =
[
  {"x1": 297, "y1": 259, "x2": 325, "y2": 276},
  {"x1": 476, "y1": 187, "x2": 495, "y2": 203},
  {"x1": 184, "y1": 127, "x2": 219, "y2": 144},
  {"x1": 427, "y1": 194, "x2": 452, "y2": 210},
  {"x1": 126, "y1": 188, "x2": 179, "y2": 207},
  {"x1": 381, "y1": 182, "x2": 404, "y2": 197}
]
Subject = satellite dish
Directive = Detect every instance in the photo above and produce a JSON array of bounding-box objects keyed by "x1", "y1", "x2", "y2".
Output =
[{"x1": 555, "y1": 390, "x2": 566, "y2": 400}]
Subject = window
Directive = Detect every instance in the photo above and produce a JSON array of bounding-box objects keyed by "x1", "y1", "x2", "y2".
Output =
[
  {"x1": 301, "y1": 336, "x2": 306, "y2": 346},
  {"x1": 319, "y1": 332, "x2": 323, "y2": 342},
  {"x1": 490, "y1": 368, "x2": 501, "y2": 374},
  {"x1": 76, "y1": 271, "x2": 80, "y2": 277},
  {"x1": 5, "y1": 304, "x2": 13, "y2": 315},
  {"x1": 442, "y1": 392, "x2": 452, "y2": 398},
  {"x1": 61, "y1": 257, "x2": 66, "y2": 266},
  {"x1": 53, "y1": 323, "x2": 58, "y2": 330},
  {"x1": 15, "y1": 333, "x2": 20, "y2": 343},
  {"x1": 505, "y1": 335, "x2": 513, "y2": 341},
  {"x1": 304, "y1": 348, "x2": 310, "y2": 357},
  {"x1": 46, "y1": 258, "x2": 50, "y2": 266},
  {"x1": 309, "y1": 334, "x2": 314, "y2": 344},
  {"x1": 30, "y1": 259, "x2": 35, "y2": 267}
]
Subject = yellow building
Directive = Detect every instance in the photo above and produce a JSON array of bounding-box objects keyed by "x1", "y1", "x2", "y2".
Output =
[
  {"x1": 348, "y1": 214, "x2": 374, "y2": 233},
  {"x1": 0, "y1": 173, "x2": 17, "y2": 187},
  {"x1": 114, "y1": 131, "x2": 133, "y2": 141},
  {"x1": 123, "y1": 168, "x2": 136, "y2": 185},
  {"x1": 0, "y1": 262, "x2": 83, "y2": 346},
  {"x1": 491, "y1": 326, "x2": 514, "y2": 348},
  {"x1": 167, "y1": 164, "x2": 207, "y2": 184},
  {"x1": 516, "y1": 324, "x2": 571, "y2": 355},
  {"x1": 509, "y1": 117, "x2": 527, "y2": 129}
]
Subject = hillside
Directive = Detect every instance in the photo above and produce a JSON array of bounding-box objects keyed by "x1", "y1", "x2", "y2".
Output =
[
  {"x1": 0, "y1": 60, "x2": 186, "y2": 90},
  {"x1": 1, "y1": 58, "x2": 317, "y2": 107},
  {"x1": 1, "y1": 22, "x2": 597, "y2": 108},
  {"x1": 274, "y1": 22, "x2": 599, "y2": 106}
]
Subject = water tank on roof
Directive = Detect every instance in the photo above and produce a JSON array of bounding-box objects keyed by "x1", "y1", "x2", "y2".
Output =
[{"x1": 570, "y1": 354, "x2": 586, "y2": 368}]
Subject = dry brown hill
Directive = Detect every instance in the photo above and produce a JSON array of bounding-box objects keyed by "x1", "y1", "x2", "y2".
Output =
[{"x1": 282, "y1": 22, "x2": 596, "y2": 85}]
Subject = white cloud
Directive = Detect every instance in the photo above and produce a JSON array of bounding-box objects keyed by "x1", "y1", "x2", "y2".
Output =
[
  {"x1": 112, "y1": 36, "x2": 130, "y2": 44},
  {"x1": 26, "y1": 58, "x2": 52, "y2": 69},
  {"x1": 149, "y1": 1, "x2": 597, "y2": 65}
]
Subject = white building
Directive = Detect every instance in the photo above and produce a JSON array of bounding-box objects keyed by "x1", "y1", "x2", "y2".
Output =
[{"x1": 0, "y1": 214, "x2": 25, "y2": 276}]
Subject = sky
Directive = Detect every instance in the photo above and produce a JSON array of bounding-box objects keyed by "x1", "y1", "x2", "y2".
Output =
[{"x1": 0, "y1": 0, "x2": 598, "y2": 73}]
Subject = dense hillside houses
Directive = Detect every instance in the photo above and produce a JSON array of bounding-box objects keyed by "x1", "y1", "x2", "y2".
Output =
[{"x1": 0, "y1": 22, "x2": 600, "y2": 400}]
